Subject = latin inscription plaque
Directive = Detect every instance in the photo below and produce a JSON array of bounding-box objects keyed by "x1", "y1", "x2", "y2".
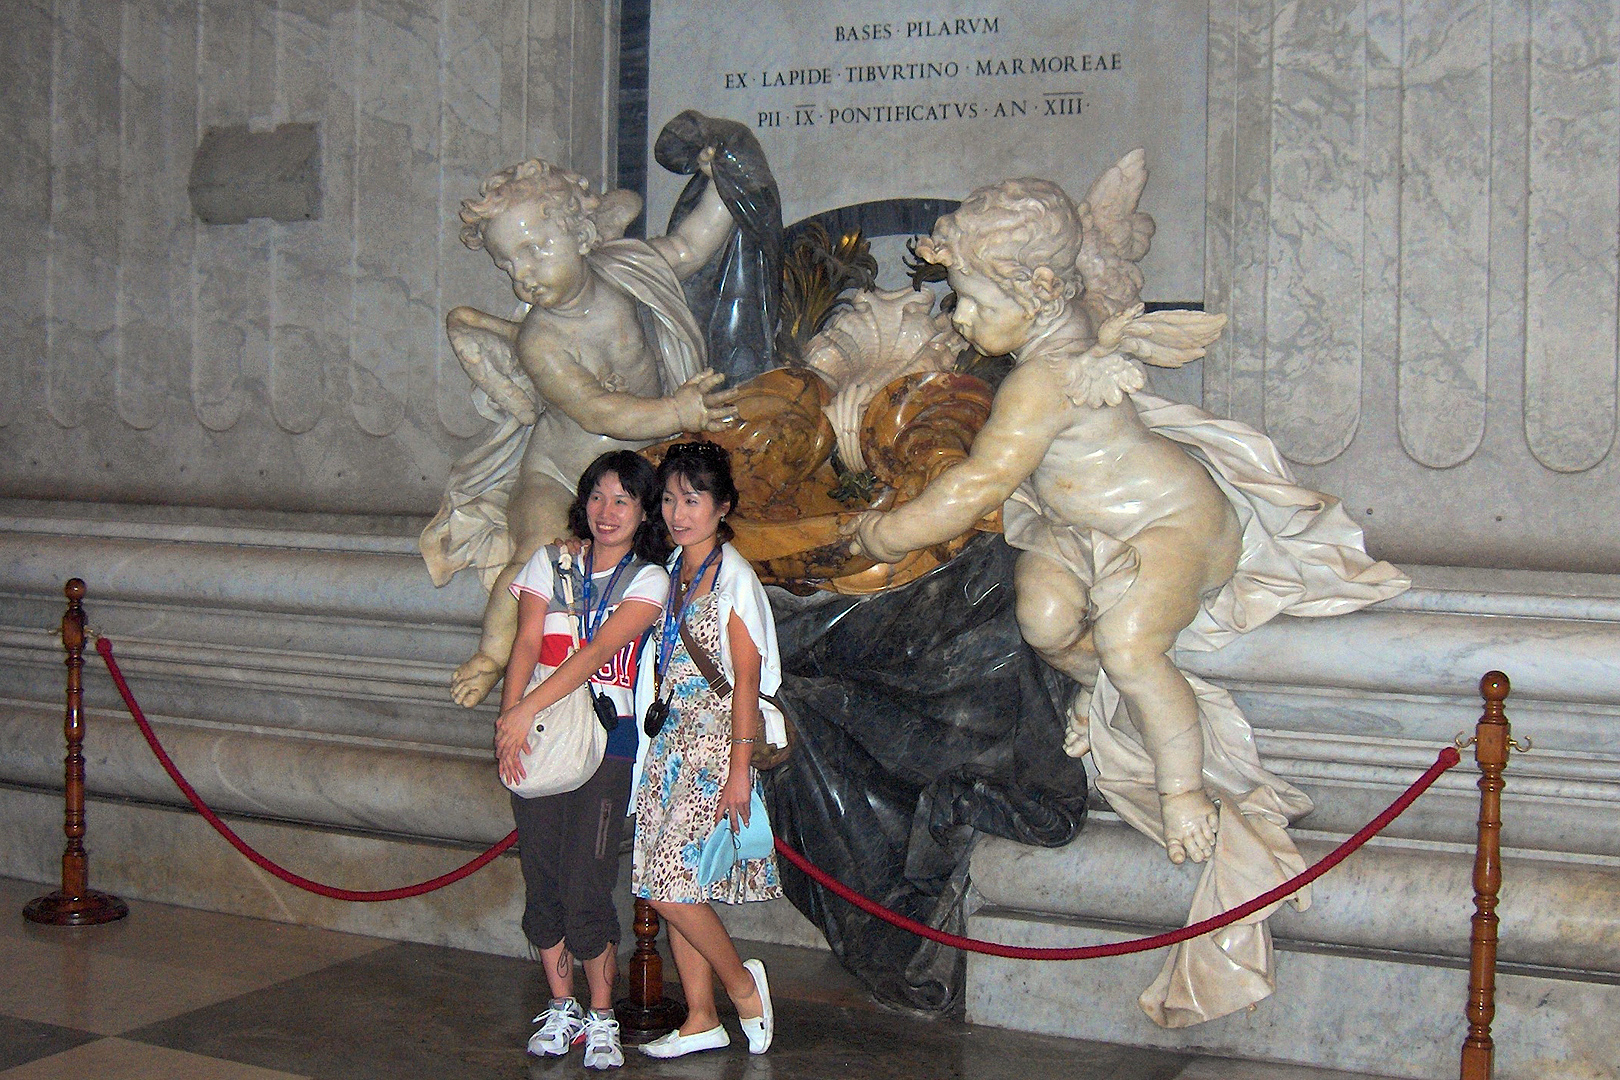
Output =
[{"x1": 646, "y1": 0, "x2": 1207, "y2": 300}]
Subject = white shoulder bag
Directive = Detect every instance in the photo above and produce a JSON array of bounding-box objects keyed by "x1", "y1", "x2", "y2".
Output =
[{"x1": 503, "y1": 552, "x2": 607, "y2": 798}]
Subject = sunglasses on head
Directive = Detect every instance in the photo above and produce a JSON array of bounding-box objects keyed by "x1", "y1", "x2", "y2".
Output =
[{"x1": 664, "y1": 441, "x2": 728, "y2": 462}]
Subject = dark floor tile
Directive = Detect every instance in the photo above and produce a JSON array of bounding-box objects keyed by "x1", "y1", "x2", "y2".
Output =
[
  {"x1": 526, "y1": 997, "x2": 1191, "y2": 1079},
  {"x1": 123, "y1": 941, "x2": 541, "y2": 1080},
  {"x1": 0, "y1": 1014, "x2": 102, "y2": 1070},
  {"x1": 646, "y1": 997, "x2": 1192, "y2": 1080}
]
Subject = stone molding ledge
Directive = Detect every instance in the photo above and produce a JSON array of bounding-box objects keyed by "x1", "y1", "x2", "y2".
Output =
[
  {"x1": 0, "y1": 703, "x2": 514, "y2": 846},
  {"x1": 3, "y1": 506, "x2": 1618, "y2": 874},
  {"x1": 971, "y1": 820, "x2": 1620, "y2": 976}
]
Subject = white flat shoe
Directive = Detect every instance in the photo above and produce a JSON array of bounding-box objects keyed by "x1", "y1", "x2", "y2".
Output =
[
  {"x1": 739, "y1": 958, "x2": 773, "y2": 1054},
  {"x1": 640, "y1": 1023, "x2": 730, "y2": 1058}
]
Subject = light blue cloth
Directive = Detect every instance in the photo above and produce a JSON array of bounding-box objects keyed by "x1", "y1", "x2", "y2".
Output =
[{"x1": 697, "y1": 790, "x2": 772, "y2": 887}]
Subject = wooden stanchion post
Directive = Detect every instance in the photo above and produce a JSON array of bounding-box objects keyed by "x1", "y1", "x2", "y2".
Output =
[
  {"x1": 1460, "y1": 670, "x2": 1516, "y2": 1080},
  {"x1": 614, "y1": 897, "x2": 686, "y2": 1043},
  {"x1": 24, "y1": 580, "x2": 129, "y2": 926}
]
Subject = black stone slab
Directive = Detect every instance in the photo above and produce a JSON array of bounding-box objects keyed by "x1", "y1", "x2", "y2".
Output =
[
  {"x1": 0, "y1": 1015, "x2": 101, "y2": 1070},
  {"x1": 124, "y1": 941, "x2": 539, "y2": 1080}
]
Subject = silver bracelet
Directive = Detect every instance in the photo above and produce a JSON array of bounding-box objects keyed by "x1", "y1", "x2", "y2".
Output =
[{"x1": 730, "y1": 736, "x2": 758, "y2": 745}]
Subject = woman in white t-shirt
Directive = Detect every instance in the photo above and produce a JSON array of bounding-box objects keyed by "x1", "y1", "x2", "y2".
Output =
[{"x1": 495, "y1": 450, "x2": 670, "y2": 1071}]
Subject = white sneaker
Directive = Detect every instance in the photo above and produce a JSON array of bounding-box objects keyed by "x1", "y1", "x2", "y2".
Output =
[
  {"x1": 582, "y1": 1012, "x2": 624, "y2": 1069},
  {"x1": 527, "y1": 997, "x2": 584, "y2": 1056}
]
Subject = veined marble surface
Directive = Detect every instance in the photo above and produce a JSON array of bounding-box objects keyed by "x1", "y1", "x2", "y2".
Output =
[
  {"x1": 2, "y1": 503, "x2": 1617, "y2": 1074},
  {"x1": 1205, "y1": 0, "x2": 1620, "y2": 574},
  {"x1": 965, "y1": 910, "x2": 1618, "y2": 1080},
  {"x1": 0, "y1": 0, "x2": 614, "y2": 515}
]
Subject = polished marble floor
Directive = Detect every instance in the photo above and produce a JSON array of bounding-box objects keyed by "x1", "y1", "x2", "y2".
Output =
[{"x1": 1, "y1": 877, "x2": 1398, "y2": 1080}]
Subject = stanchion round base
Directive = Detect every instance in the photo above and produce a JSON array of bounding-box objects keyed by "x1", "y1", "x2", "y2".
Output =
[
  {"x1": 23, "y1": 889, "x2": 129, "y2": 926},
  {"x1": 612, "y1": 995, "x2": 686, "y2": 1045}
]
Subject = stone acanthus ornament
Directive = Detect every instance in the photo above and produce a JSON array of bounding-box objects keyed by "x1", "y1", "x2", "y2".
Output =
[{"x1": 801, "y1": 286, "x2": 966, "y2": 473}]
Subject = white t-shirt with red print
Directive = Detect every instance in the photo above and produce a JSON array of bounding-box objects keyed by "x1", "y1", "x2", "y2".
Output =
[{"x1": 509, "y1": 545, "x2": 669, "y2": 760}]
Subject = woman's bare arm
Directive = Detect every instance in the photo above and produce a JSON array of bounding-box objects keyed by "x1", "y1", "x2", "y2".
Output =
[{"x1": 719, "y1": 612, "x2": 762, "y2": 825}]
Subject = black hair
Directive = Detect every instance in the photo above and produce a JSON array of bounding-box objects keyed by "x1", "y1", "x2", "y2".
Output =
[
  {"x1": 655, "y1": 441, "x2": 739, "y2": 544},
  {"x1": 567, "y1": 450, "x2": 672, "y2": 563}
]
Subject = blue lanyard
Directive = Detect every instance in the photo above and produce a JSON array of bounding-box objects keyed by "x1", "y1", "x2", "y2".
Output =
[
  {"x1": 655, "y1": 546, "x2": 721, "y2": 689},
  {"x1": 580, "y1": 547, "x2": 634, "y2": 644}
]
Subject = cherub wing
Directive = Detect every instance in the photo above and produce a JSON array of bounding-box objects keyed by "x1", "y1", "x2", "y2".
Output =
[
  {"x1": 594, "y1": 189, "x2": 643, "y2": 242},
  {"x1": 1074, "y1": 149, "x2": 1157, "y2": 328},
  {"x1": 445, "y1": 307, "x2": 540, "y2": 425},
  {"x1": 1059, "y1": 305, "x2": 1228, "y2": 408},
  {"x1": 1099, "y1": 305, "x2": 1229, "y2": 369}
]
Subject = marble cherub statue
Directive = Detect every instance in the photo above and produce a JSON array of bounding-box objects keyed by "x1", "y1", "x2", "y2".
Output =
[
  {"x1": 421, "y1": 153, "x2": 742, "y2": 707},
  {"x1": 850, "y1": 153, "x2": 1408, "y2": 864},
  {"x1": 849, "y1": 162, "x2": 1239, "y2": 864},
  {"x1": 849, "y1": 153, "x2": 1408, "y2": 1024}
]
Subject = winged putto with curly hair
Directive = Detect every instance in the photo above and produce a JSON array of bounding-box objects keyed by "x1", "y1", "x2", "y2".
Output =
[{"x1": 852, "y1": 150, "x2": 1407, "y2": 1026}]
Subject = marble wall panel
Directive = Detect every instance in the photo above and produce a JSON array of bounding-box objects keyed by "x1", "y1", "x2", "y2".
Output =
[
  {"x1": 1358, "y1": 0, "x2": 1402, "y2": 459},
  {"x1": 0, "y1": 2, "x2": 52, "y2": 431},
  {"x1": 497, "y1": 0, "x2": 534, "y2": 163},
  {"x1": 0, "y1": 0, "x2": 610, "y2": 514},
  {"x1": 1200, "y1": 0, "x2": 1236, "y2": 415},
  {"x1": 352, "y1": 0, "x2": 436, "y2": 438},
  {"x1": 268, "y1": 0, "x2": 344, "y2": 435},
  {"x1": 1524, "y1": 0, "x2": 1619, "y2": 473},
  {"x1": 1262, "y1": 0, "x2": 1365, "y2": 464},
  {"x1": 525, "y1": 0, "x2": 567, "y2": 169},
  {"x1": 437, "y1": 0, "x2": 518, "y2": 439},
  {"x1": 1398, "y1": 0, "x2": 1491, "y2": 468},
  {"x1": 1487, "y1": 0, "x2": 1531, "y2": 479},
  {"x1": 569, "y1": 0, "x2": 608, "y2": 189},
  {"x1": 1206, "y1": 0, "x2": 1280, "y2": 426},
  {"x1": 117, "y1": 0, "x2": 195, "y2": 433},
  {"x1": 192, "y1": 0, "x2": 266, "y2": 433},
  {"x1": 46, "y1": 0, "x2": 122, "y2": 431},
  {"x1": 1206, "y1": 0, "x2": 1620, "y2": 571}
]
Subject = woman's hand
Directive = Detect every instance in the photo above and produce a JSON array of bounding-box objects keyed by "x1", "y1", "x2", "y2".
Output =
[
  {"x1": 717, "y1": 765, "x2": 752, "y2": 828},
  {"x1": 495, "y1": 705, "x2": 534, "y2": 785}
]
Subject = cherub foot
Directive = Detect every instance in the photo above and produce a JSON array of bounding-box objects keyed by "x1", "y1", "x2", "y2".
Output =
[
  {"x1": 1062, "y1": 689, "x2": 1094, "y2": 759},
  {"x1": 1160, "y1": 790, "x2": 1219, "y2": 865},
  {"x1": 451, "y1": 652, "x2": 503, "y2": 708}
]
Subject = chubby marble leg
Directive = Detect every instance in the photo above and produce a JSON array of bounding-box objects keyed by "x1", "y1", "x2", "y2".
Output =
[
  {"x1": 1089, "y1": 525, "x2": 1232, "y2": 864},
  {"x1": 451, "y1": 473, "x2": 573, "y2": 707},
  {"x1": 1013, "y1": 551, "x2": 1100, "y2": 758}
]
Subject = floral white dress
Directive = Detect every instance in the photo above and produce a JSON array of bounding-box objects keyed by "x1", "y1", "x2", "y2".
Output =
[{"x1": 631, "y1": 592, "x2": 783, "y2": 905}]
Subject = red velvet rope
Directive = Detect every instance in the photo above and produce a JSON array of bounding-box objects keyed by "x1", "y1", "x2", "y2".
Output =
[
  {"x1": 95, "y1": 636, "x2": 517, "y2": 903},
  {"x1": 775, "y1": 744, "x2": 1462, "y2": 960},
  {"x1": 94, "y1": 634, "x2": 1462, "y2": 953}
]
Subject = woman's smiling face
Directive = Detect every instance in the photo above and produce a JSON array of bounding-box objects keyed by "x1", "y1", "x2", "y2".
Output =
[
  {"x1": 585, "y1": 471, "x2": 644, "y2": 550},
  {"x1": 661, "y1": 473, "x2": 728, "y2": 549}
]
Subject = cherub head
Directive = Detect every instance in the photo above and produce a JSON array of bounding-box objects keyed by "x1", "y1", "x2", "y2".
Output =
[
  {"x1": 916, "y1": 178, "x2": 1084, "y2": 355},
  {"x1": 459, "y1": 159, "x2": 605, "y2": 308}
]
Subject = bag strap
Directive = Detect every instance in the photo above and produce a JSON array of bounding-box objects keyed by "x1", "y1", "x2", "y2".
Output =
[
  {"x1": 677, "y1": 616, "x2": 789, "y2": 716},
  {"x1": 678, "y1": 617, "x2": 732, "y2": 698},
  {"x1": 553, "y1": 551, "x2": 591, "y2": 685}
]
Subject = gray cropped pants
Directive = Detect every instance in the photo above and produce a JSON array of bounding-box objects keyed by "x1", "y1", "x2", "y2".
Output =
[{"x1": 510, "y1": 756, "x2": 632, "y2": 961}]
